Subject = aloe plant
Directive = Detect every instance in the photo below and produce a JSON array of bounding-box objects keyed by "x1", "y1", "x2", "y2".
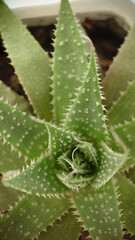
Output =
[{"x1": 0, "y1": 0, "x2": 135, "y2": 239}]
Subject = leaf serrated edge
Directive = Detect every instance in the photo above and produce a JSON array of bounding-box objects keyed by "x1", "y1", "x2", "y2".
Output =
[
  {"x1": 51, "y1": 3, "x2": 88, "y2": 125},
  {"x1": 69, "y1": 197, "x2": 91, "y2": 239},
  {"x1": 30, "y1": 208, "x2": 70, "y2": 240},
  {"x1": 92, "y1": 143, "x2": 127, "y2": 190},
  {"x1": 3, "y1": 156, "x2": 68, "y2": 200},
  {"x1": 57, "y1": 172, "x2": 92, "y2": 191},
  {"x1": 0, "y1": 194, "x2": 26, "y2": 218},
  {"x1": 112, "y1": 176, "x2": 126, "y2": 231},
  {"x1": 0, "y1": 97, "x2": 49, "y2": 161}
]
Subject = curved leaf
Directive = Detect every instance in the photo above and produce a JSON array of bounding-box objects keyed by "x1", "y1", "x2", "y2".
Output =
[
  {"x1": 107, "y1": 80, "x2": 135, "y2": 125},
  {"x1": 108, "y1": 120, "x2": 135, "y2": 170},
  {"x1": 0, "y1": 0, "x2": 52, "y2": 120},
  {"x1": 103, "y1": 24, "x2": 135, "y2": 110}
]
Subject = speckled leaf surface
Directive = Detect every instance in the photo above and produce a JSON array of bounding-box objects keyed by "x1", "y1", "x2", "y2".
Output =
[
  {"x1": 107, "y1": 80, "x2": 135, "y2": 125},
  {"x1": 0, "y1": 81, "x2": 32, "y2": 114},
  {"x1": 39, "y1": 211, "x2": 81, "y2": 240},
  {"x1": 0, "y1": 0, "x2": 135, "y2": 239},
  {"x1": 64, "y1": 47, "x2": 107, "y2": 143},
  {"x1": 103, "y1": 24, "x2": 135, "y2": 110},
  {"x1": 0, "y1": 137, "x2": 26, "y2": 174},
  {"x1": 0, "y1": 99, "x2": 48, "y2": 159},
  {"x1": 116, "y1": 174, "x2": 135, "y2": 235},
  {"x1": 0, "y1": 82, "x2": 33, "y2": 172},
  {"x1": 72, "y1": 180, "x2": 123, "y2": 240},
  {"x1": 5, "y1": 155, "x2": 67, "y2": 197},
  {"x1": 52, "y1": 0, "x2": 88, "y2": 125},
  {"x1": 0, "y1": 194, "x2": 70, "y2": 240},
  {"x1": 92, "y1": 143, "x2": 125, "y2": 189},
  {"x1": 0, "y1": 178, "x2": 22, "y2": 212},
  {"x1": 47, "y1": 122, "x2": 76, "y2": 158},
  {"x1": 0, "y1": 0, "x2": 52, "y2": 120}
]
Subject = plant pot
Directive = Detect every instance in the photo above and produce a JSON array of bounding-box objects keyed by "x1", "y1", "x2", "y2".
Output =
[
  {"x1": 5, "y1": 0, "x2": 135, "y2": 29},
  {"x1": 1, "y1": 1, "x2": 135, "y2": 240},
  {"x1": 4, "y1": 0, "x2": 135, "y2": 76},
  {"x1": 2, "y1": 0, "x2": 135, "y2": 89}
]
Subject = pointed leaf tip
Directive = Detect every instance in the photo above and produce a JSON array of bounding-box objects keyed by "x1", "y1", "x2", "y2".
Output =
[
  {"x1": 52, "y1": 0, "x2": 88, "y2": 125},
  {"x1": 5, "y1": 155, "x2": 67, "y2": 196},
  {"x1": 64, "y1": 47, "x2": 107, "y2": 143}
]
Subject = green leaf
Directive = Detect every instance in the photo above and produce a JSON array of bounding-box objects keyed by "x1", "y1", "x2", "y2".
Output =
[
  {"x1": 64, "y1": 47, "x2": 107, "y2": 143},
  {"x1": 0, "y1": 99, "x2": 48, "y2": 159},
  {"x1": 0, "y1": 82, "x2": 33, "y2": 173},
  {"x1": 52, "y1": 0, "x2": 88, "y2": 125},
  {"x1": 107, "y1": 80, "x2": 135, "y2": 125},
  {"x1": 0, "y1": 194, "x2": 70, "y2": 240},
  {"x1": 116, "y1": 174, "x2": 135, "y2": 235},
  {"x1": 72, "y1": 180, "x2": 123, "y2": 240},
  {"x1": 0, "y1": 137, "x2": 26, "y2": 174},
  {"x1": 103, "y1": 24, "x2": 135, "y2": 110},
  {"x1": 92, "y1": 143, "x2": 126, "y2": 189},
  {"x1": 0, "y1": 81, "x2": 32, "y2": 114},
  {"x1": 39, "y1": 211, "x2": 81, "y2": 240},
  {"x1": 108, "y1": 120, "x2": 135, "y2": 170},
  {"x1": 0, "y1": 177, "x2": 22, "y2": 212},
  {"x1": 5, "y1": 154, "x2": 67, "y2": 197},
  {"x1": 0, "y1": 0, "x2": 52, "y2": 121},
  {"x1": 47, "y1": 122, "x2": 76, "y2": 158}
]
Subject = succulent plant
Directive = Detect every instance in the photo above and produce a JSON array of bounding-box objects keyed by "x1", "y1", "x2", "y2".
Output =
[{"x1": 0, "y1": 0, "x2": 135, "y2": 239}]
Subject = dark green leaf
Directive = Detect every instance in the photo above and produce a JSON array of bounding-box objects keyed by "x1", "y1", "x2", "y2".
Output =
[
  {"x1": 39, "y1": 210, "x2": 81, "y2": 240},
  {"x1": 0, "y1": 177, "x2": 22, "y2": 212},
  {"x1": 0, "y1": 194, "x2": 70, "y2": 240}
]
